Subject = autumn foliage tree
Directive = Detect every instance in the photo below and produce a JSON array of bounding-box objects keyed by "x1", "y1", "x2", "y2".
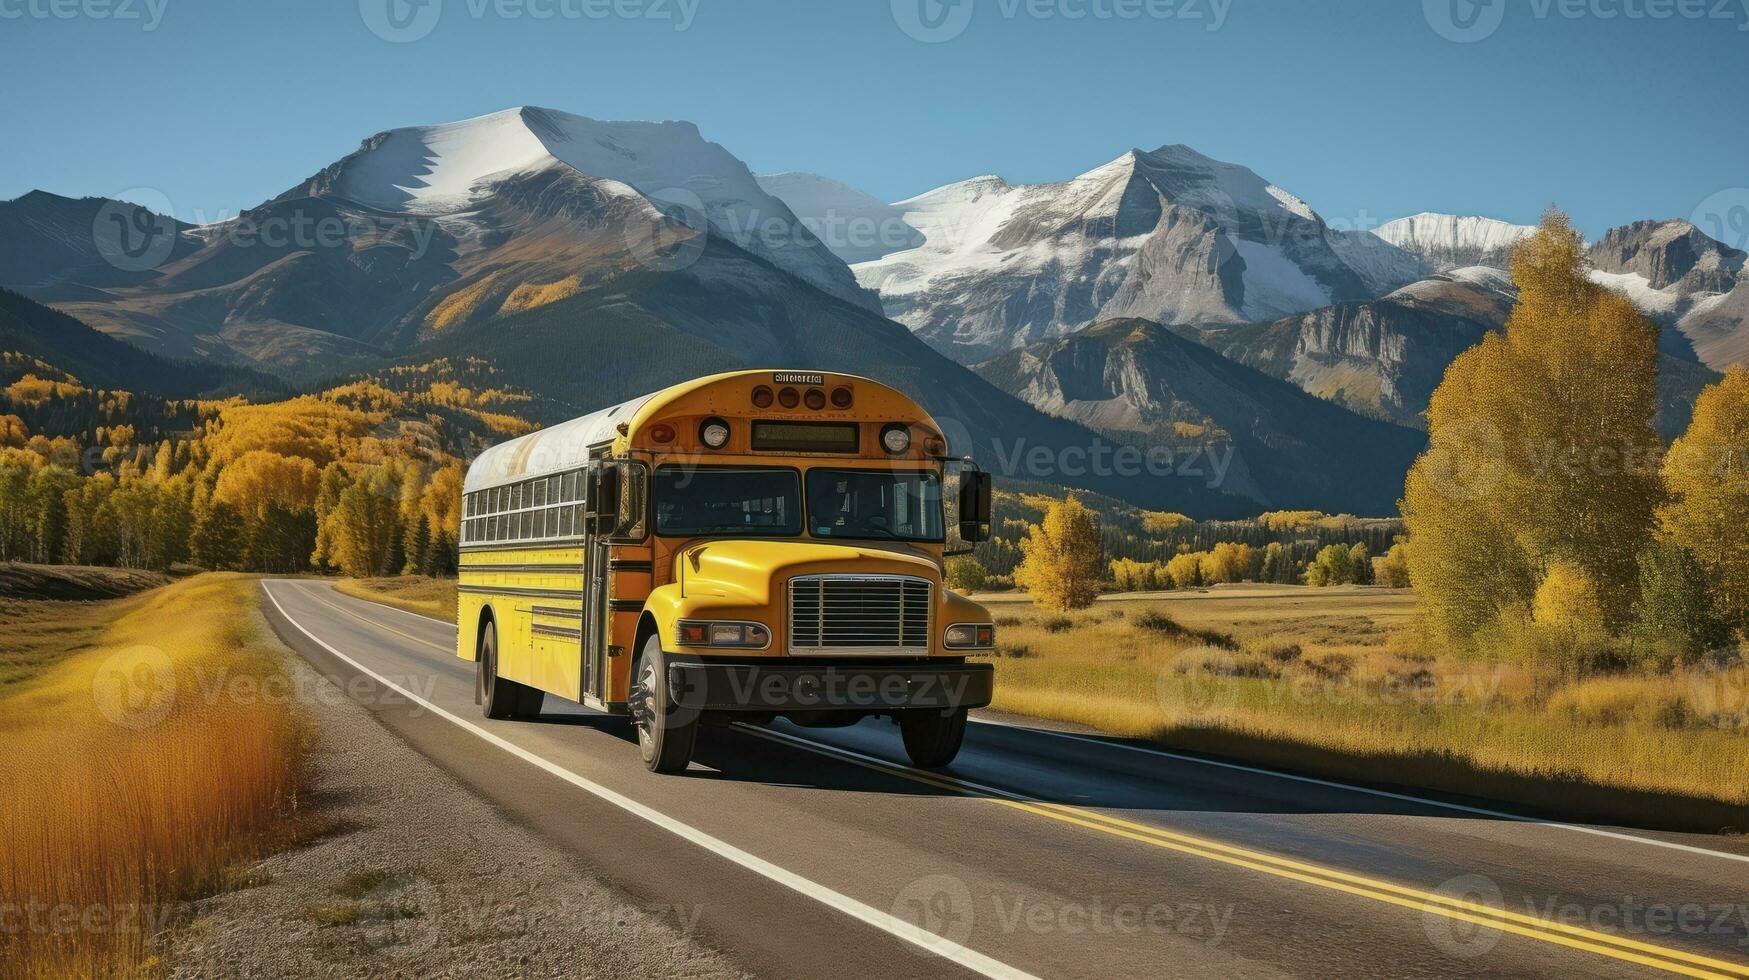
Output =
[
  {"x1": 1402, "y1": 211, "x2": 1662, "y2": 645},
  {"x1": 1660, "y1": 366, "x2": 1749, "y2": 638},
  {"x1": 1014, "y1": 496, "x2": 1103, "y2": 611}
]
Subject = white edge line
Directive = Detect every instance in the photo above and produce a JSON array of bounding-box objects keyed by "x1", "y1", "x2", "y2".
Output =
[
  {"x1": 260, "y1": 581, "x2": 1037, "y2": 980},
  {"x1": 329, "y1": 582, "x2": 1749, "y2": 867},
  {"x1": 970, "y1": 717, "x2": 1749, "y2": 866}
]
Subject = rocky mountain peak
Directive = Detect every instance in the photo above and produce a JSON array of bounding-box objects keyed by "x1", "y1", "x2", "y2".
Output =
[{"x1": 1589, "y1": 218, "x2": 1745, "y2": 293}]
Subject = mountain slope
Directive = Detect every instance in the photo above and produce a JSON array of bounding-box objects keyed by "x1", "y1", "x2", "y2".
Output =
[
  {"x1": 1197, "y1": 265, "x2": 1716, "y2": 438},
  {"x1": 854, "y1": 145, "x2": 1426, "y2": 364},
  {"x1": 974, "y1": 318, "x2": 1427, "y2": 515},
  {"x1": 1194, "y1": 267, "x2": 1512, "y2": 427},
  {"x1": 414, "y1": 243, "x2": 1259, "y2": 516},
  {"x1": 755, "y1": 172, "x2": 924, "y2": 264},
  {"x1": 0, "y1": 288, "x2": 281, "y2": 399},
  {"x1": 0, "y1": 192, "x2": 204, "y2": 299},
  {"x1": 283, "y1": 107, "x2": 878, "y2": 312}
]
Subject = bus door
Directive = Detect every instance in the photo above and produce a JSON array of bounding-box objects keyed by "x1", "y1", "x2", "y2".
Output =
[
  {"x1": 584, "y1": 454, "x2": 650, "y2": 706},
  {"x1": 582, "y1": 453, "x2": 613, "y2": 702}
]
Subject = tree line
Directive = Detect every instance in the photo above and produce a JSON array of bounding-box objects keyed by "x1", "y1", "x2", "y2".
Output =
[{"x1": 0, "y1": 366, "x2": 535, "y2": 579}]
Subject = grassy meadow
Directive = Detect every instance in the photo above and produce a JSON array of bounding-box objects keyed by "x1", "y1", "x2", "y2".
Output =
[
  {"x1": 336, "y1": 575, "x2": 457, "y2": 622},
  {"x1": 977, "y1": 584, "x2": 1749, "y2": 830},
  {"x1": 0, "y1": 573, "x2": 307, "y2": 978}
]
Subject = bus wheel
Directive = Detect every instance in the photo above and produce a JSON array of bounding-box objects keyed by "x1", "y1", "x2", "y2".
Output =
[
  {"x1": 632, "y1": 636, "x2": 697, "y2": 774},
  {"x1": 899, "y1": 707, "x2": 968, "y2": 769},
  {"x1": 478, "y1": 623, "x2": 533, "y2": 721}
]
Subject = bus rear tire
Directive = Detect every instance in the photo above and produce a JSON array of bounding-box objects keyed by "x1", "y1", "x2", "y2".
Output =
[
  {"x1": 899, "y1": 707, "x2": 968, "y2": 769},
  {"x1": 478, "y1": 622, "x2": 538, "y2": 721},
  {"x1": 634, "y1": 636, "x2": 697, "y2": 774}
]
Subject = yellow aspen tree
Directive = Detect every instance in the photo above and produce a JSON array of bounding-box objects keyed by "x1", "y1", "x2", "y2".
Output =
[
  {"x1": 1660, "y1": 367, "x2": 1749, "y2": 636},
  {"x1": 1014, "y1": 496, "x2": 1103, "y2": 611}
]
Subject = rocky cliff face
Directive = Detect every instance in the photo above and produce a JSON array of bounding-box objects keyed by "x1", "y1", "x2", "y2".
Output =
[
  {"x1": 1590, "y1": 219, "x2": 1745, "y2": 293},
  {"x1": 975, "y1": 318, "x2": 1427, "y2": 514}
]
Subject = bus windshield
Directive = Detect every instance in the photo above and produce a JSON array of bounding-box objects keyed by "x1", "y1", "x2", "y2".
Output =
[
  {"x1": 653, "y1": 467, "x2": 801, "y2": 536},
  {"x1": 807, "y1": 469, "x2": 943, "y2": 542}
]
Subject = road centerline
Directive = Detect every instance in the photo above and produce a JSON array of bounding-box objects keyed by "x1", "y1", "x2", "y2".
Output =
[
  {"x1": 732, "y1": 724, "x2": 1749, "y2": 979},
  {"x1": 331, "y1": 585, "x2": 1749, "y2": 870},
  {"x1": 259, "y1": 580, "x2": 1040, "y2": 980}
]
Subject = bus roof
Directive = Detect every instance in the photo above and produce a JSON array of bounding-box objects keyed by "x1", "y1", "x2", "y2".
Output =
[{"x1": 461, "y1": 370, "x2": 922, "y2": 493}]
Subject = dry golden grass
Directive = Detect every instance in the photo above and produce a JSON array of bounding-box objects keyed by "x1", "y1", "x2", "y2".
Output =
[
  {"x1": 335, "y1": 576, "x2": 457, "y2": 622},
  {"x1": 977, "y1": 584, "x2": 1749, "y2": 829},
  {"x1": 0, "y1": 574, "x2": 306, "y2": 978}
]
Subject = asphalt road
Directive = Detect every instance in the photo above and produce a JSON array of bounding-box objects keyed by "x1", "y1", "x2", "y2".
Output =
[{"x1": 260, "y1": 579, "x2": 1749, "y2": 980}]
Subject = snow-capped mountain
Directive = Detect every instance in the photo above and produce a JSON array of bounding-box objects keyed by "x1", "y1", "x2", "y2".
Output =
[
  {"x1": 287, "y1": 107, "x2": 877, "y2": 312},
  {"x1": 852, "y1": 145, "x2": 1426, "y2": 364},
  {"x1": 754, "y1": 171, "x2": 923, "y2": 265},
  {"x1": 1586, "y1": 218, "x2": 1749, "y2": 371},
  {"x1": 1372, "y1": 213, "x2": 1537, "y2": 270}
]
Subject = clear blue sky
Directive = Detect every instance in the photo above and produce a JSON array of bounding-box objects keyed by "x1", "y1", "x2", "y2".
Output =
[{"x1": 3, "y1": 0, "x2": 1745, "y2": 237}]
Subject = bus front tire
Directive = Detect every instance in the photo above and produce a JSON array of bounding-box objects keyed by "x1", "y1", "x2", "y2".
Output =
[
  {"x1": 634, "y1": 636, "x2": 697, "y2": 774},
  {"x1": 899, "y1": 707, "x2": 968, "y2": 769},
  {"x1": 478, "y1": 623, "x2": 541, "y2": 720}
]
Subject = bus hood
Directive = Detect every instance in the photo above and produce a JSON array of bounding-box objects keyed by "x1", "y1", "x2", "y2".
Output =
[{"x1": 675, "y1": 539, "x2": 941, "y2": 605}]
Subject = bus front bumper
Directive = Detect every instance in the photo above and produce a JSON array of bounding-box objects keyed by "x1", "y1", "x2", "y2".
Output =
[{"x1": 666, "y1": 658, "x2": 993, "y2": 713}]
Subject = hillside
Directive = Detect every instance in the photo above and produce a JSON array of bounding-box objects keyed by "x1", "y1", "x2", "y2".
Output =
[{"x1": 974, "y1": 318, "x2": 1426, "y2": 515}]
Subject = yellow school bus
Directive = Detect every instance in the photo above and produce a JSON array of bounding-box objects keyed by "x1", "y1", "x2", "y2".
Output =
[{"x1": 457, "y1": 370, "x2": 996, "y2": 773}]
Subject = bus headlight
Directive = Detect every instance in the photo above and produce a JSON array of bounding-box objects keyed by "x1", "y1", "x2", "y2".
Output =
[
  {"x1": 678, "y1": 620, "x2": 770, "y2": 648},
  {"x1": 699, "y1": 417, "x2": 730, "y2": 449},
  {"x1": 880, "y1": 423, "x2": 911, "y2": 454},
  {"x1": 943, "y1": 623, "x2": 995, "y2": 649}
]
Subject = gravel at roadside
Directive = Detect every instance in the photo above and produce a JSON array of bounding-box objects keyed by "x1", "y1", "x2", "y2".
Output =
[{"x1": 167, "y1": 610, "x2": 750, "y2": 979}]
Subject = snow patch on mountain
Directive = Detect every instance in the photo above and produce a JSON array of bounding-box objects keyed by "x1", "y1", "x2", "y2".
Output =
[
  {"x1": 1589, "y1": 269, "x2": 1683, "y2": 316},
  {"x1": 755, "y1": 171, "x2": 924, "y2": 264},
  {"x1": 299, "y1": 106, "x2": 878, "y2": 311},
  {"x1": 1373, "y1": 213, "x2": 1537, "y2": 269}
]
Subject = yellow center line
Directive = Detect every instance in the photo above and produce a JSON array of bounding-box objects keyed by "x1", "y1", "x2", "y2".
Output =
[
  {"x1": 736, "y1": 725, "x2": 1749, "y2": 979},
  {"x1": 287, "y1": 582, "x2": 454, "y2": 655},
  {"x1": 268, "y1": 585, "x2": 1748, "y2": 978}
]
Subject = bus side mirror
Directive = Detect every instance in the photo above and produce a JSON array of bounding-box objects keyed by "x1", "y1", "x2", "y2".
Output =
[{"x1": 958, "y1": 470, "x2": 991, "y2": 543}]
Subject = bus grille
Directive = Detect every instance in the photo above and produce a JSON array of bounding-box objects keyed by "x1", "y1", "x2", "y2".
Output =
[{"x1": 788, "y1": 575, "x2": 932, "y2": 654}]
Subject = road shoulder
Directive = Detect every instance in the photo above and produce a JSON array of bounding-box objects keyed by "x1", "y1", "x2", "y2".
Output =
[{"x1": 167, "y1": 601, "x2": 748, "y2": 979}]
